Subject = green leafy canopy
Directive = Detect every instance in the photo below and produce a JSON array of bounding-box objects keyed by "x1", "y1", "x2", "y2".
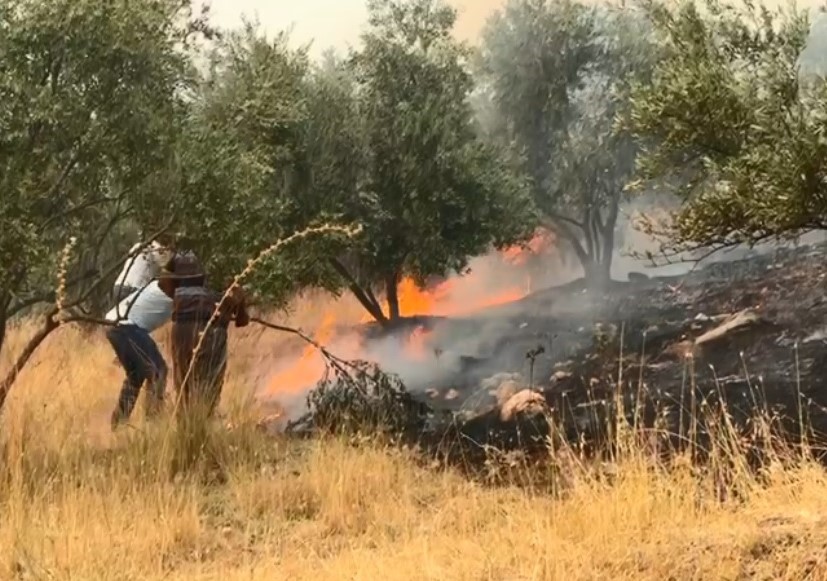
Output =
[{"x1": 627, "y1": 0, "x2": 824, "y2": 255}]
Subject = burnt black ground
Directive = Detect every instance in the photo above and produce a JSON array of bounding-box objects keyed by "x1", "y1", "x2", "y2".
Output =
[{"x1": 353, "y1": 241, "x2": 827, "y2": 458}]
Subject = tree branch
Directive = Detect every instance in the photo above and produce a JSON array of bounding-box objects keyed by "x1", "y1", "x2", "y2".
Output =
[
  {"x1": 545, "y1": 211, "x2": 585, "y2": 232},
  {"x1": 0, "y1": 310, "x2": 59, "y2": 410},
  {"x1": 45, "y1": 147, "x2": 82, "y2": 201},
  {"x1": 250, "y1": 316, "x2": 358, "y2": 377},
  {"x1": 92, "y1": 205, "x2": 135, "y2": 266},
  {"x1": 7, "y1": 268, "x2": 100, "y2": 318},
  {"x1": 39, "y1": 196, "x2": 117, "y2": 232},
  {"x1": 541, "y1": 215, "x2": 590, "y2": 269}
]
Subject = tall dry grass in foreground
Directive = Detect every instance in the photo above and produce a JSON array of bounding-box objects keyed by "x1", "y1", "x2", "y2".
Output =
[{"x1": 1, "y1": 299, "x2": 827, "y2": 580}]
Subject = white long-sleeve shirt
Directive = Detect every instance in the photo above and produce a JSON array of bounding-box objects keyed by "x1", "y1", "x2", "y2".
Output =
[
  {"x1": 105, "y1": 281, "x2": 173, "y2": 333},
  {"x1": 114, "y1": 241, "x2": 169, "y2": 289}
]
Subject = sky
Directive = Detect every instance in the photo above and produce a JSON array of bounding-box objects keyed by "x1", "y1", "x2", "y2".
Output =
[
  {"x1": 204, "y1": 0, "x2": 528, "y2": 57},
  {"x1": 204, "y1": 0, "x2": 825, "y2": 59}
]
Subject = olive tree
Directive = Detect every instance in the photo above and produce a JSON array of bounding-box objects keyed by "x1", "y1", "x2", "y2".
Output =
[
  {"x1": 627, "y1": 0, "x2": 825, "y2": 259},
  {"x1": 477, "y1": 0, "x2": 657, "y2": 284},
  {"x1": 0, "y1": 0, "x2": 200, "y2": 402},
  {"x1": 335, "y1": 0, "x2": 536, "y2": 324}
]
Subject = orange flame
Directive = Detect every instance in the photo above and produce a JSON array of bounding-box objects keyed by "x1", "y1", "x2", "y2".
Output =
[
  {"x1": 265, "y1": 312, "x2": 341, "y2": 395},
  {"x1": 264, "y1": 230, "x2": 554, "y2": 396}
]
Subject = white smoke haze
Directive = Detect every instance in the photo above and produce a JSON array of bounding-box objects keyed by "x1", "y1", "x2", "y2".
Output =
[{"x1": 261, "y1": 199, "x2": 827, "y2": 423}]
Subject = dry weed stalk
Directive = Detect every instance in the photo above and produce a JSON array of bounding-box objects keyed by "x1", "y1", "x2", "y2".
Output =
[
  {"x1": 171, "y1": 222, "x2": 363, "y2": 419},
  {"x1": 55, "y1": 236, "x2": 78, "y2": 323}
]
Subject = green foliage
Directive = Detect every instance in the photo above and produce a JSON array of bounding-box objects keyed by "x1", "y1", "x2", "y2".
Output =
[
  {"x1": 477, "y1": 0, "x2": 657, "y2": 280},
  {"x1": 0, "y1": 0, "x2": 194, "y2": 324},
  {"x1": 627, "y1": 0, "x2": 822, "y2": 255},
  {"x1": 0, "y1": 0, "x2": 535, "y2": 334},
  {"x1": 298, "y1": 359, "x2": 430, "y2": 438},
  {"x1": 175, "y1": 1, "x2": 535, "y2": 320},
  {"x1": 172, "y1": 25, "x2": 318, "y2": 301},
  {"x1": 344, "y1": 0, "x2": 535, "y2": 317}
]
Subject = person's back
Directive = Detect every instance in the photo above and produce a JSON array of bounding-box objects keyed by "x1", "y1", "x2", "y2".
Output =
[
  {"x1": 165, "y1": 252, "x2": 249, "y2": 418},
  {"x1": 113, "y1": 241, "x2": 170, "y2": 300},
  {"x1": 105, "y1": 280, "x2": 173, "y2": 333}
]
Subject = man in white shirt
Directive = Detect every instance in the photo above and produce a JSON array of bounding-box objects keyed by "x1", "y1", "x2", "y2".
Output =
[
  {"x1": 113, "y1": 240, "x2": 172, "y2": 302},
  {"x1": 105, "y1": 276, "x2": 176, "y2": 429}
]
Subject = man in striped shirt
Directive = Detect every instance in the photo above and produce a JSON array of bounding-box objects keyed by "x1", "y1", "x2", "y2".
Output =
[{"x1": 164, "y1": 252, "x2": 250, "y2": 420}]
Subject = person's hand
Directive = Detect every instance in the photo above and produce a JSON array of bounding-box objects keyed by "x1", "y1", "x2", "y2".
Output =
[{"x1": 228, "y1": 285, "x2": 247, "y2": 303}]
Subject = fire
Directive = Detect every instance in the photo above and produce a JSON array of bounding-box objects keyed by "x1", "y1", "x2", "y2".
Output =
[
  {"x1": 264, "y1": 230, "x2": 553, "y2": 397},
  {"x1": 502, "y1": 229, "x2": 556, "y2": 266},
  {"x1": 264, "y1": 312, "x2": 343, "y2": 396}
]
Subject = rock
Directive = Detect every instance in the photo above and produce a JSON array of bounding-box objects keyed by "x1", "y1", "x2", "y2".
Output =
[
  {"x1": 550, "y1": 370, "x2": 573, "y2": 385},
  {"x1": 479, "y1": 372, "x2": 522, "y2": 392},
  {"x1": 694, "y1": 309, "x2": 764, "y2": 346},
  {"x1": 444, "y1": 388, "x2": 460, "y2": 401},
  {"x1": 628, "y1": 271, "x2": 649, "y2": 283},
  {"x1": 425, "y1": 388, "x2": 440, "y2": 399},
  {"x1": 500, "y1": 389, "x2": 547, "y2": 422},
  {"x1": 494, "y1": 379, "x2": 521, "y2": 406}
]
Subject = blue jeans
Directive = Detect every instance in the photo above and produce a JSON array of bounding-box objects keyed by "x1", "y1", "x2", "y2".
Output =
[{"x1": 106, "y1": 324, "x2": 167, "y2": 426}]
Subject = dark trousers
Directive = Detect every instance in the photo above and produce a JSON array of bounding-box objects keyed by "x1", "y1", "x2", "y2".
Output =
[
  {"x1": 171, "y1": 321, "x2": 228, "y2": 419},
  {"x1": 106, "y1": 324, "x2": 168, "y2": 426}
]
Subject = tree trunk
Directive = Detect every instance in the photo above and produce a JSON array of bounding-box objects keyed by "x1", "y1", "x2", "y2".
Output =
[
  {"x1": 583, "y1": 259, "x2": 610, "y2": 289},
  {"x1": 0, "y1": 302, "x2": 7, "y2": 361},
  {"x1": 0, "y1": 311, "x2": 59, "y2": 412},
  {"x1": 385, "y1": 272, "x2": 400, "y2": 322},
  {"x1": 328, "y1": 258, "x2": 389, "y2": 326},
  {"x1": 580, "y1": 194, "x2": 621, "y2": 289}
]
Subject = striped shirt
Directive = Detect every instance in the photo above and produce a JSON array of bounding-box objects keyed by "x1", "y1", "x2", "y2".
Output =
[{"x1": 172, "y1": 285, "x2": 247, "y2": 328}]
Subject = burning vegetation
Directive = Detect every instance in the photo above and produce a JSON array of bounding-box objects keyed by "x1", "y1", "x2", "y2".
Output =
[
  {"x1": 262, "y1": 229, "x2": 559, "y2": 400},
  {"x1": 258, "y1": 231, "x2": 827, "y2": 478}
]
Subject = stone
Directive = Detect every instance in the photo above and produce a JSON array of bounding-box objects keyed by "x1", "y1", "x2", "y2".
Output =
[
  {"x1": 444, "y1": 388, "x2": 460, "y2": 401},
  {"x1": 479, "y1": 372, "x2": 522, "y2": 392},
  {"x1": 550, "y1": 370, "x2": 573, "y2": 385},
  {"x1": 494, "y1": 379, "x2": 521, "y2": 407},
  {"x1": 695, "y1": 309, "x2": 763, "y2": 346},
  {"x1": 499, "y1": 389, "x2": 547, "y2": 422}
]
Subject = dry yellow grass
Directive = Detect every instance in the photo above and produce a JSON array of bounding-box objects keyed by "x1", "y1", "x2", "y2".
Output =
[{"x1": 2, "y1": 294, "x2": 827, "y2": 580}]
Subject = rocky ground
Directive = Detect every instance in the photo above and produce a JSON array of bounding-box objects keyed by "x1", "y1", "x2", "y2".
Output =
[{"x1": 381, "y1": 241, "x2": 827, "y2": 457}]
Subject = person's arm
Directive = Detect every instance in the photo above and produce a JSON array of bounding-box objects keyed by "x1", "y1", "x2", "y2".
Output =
[{"x1": 230, "y1": 287, "x2": 250, "y2": 328}]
